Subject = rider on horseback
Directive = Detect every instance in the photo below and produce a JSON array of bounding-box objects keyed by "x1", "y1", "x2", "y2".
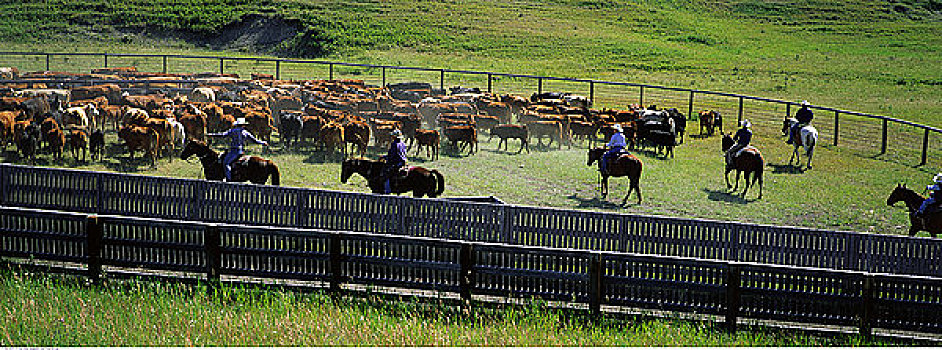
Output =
[
  {"x1": 207, "y1": 118, "x2": 268, "y2": 182},
  {"x1": 915, "y1": 173, "x2": 942, "y2": 224},
  {"x1": 787, "y1": 100, "x2": 814, "y2": 145},
  {"x1": 726, "y1": 120, "x2": 752, "y2": 166},
  {"x1": 601, "y1": 124, "x2": 628, "y2": 175},
  {"x1": 379, "y1": 129, "x2": 408, "y2": 194}
]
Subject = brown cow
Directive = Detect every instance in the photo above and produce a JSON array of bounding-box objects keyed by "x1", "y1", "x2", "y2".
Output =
[
  {"x1": 0, "y1": 111, "x2": 17, "y2": 149},
  {"x1": 244, "y1": 110, "x2": 275, "y2": 143},
  {"x1": 569, "y1": 120, "x2": 599, "y2": 147},
  {"x1": 43, "y1": 123, "x2": 65, "y2": 159},
  {"x1": 475, "y1": 100, "x2": 512, "y2": 124},
  {"x1": 443, "y1": 125, "x2": 477, "y2": 155},
  {"x1": 319, "y1": 122, "x2": 345, "y2": 159},
  {"x1": 178, "y1": 112, "x2": 207, "y2": 142},
  {"x1": 527, "y1": 120, "x2": 567, "y2": 149},
  {"x1": 300, "y1": 115, "x2": 324, "y2": 146},
  {"x1": 71, "y1": 84, "x2": 121, "y2": 104},
  {"x1": 343, "y1": 119, "x2": 370, "y2": 157},
  {"x1": 68, "y1": 129, "x2": 88, "y2": 162},
  {"x1": 118, "y1": 125, "x2": 159, "y2": 166},
  {"x1": 472, "y1": 115, "x2": 500, "y2": 134},
  {"x1": 491, "y1": 124, "x2": 530, "y2": 154},
  {"x1": 413, "y1": 129, "x2": 440, "y2": 160}
]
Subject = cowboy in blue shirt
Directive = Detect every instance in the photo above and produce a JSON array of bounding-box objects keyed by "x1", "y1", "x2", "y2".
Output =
[
  {"x1": 915, "y1": 173, "x2": 942, "y2": 222},
  {"x1": 379, "y1": 129, "x2": 408, "y2": 194},
  {"x1": 788, "y1": 100, "x2": 814, "y2": 144},
  {"x1": 207, "y1": 118, "x2": 268, "y2": 181},
  {"x1": 601, "y1": 124, "x2": 627, "y2": 175},
  {"x1": 726, "y1": 120, "x2": 753, "y2": 165}
]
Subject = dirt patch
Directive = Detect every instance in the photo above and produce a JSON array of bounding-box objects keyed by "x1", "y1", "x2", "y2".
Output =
[{"x1": 209, "y1": 14, "x2": 300, "y2": 51}]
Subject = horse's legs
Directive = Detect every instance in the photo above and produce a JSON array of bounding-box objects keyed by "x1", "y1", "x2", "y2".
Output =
[
  {"x1": 600, "y1": 175, "x2": 609, "y2": 199},
  {"x1": 741, "y1": 171, "x2": 752, "y2": 197},
  {"x1": 806, "y1": 145, "x2": 814, "y2": 170},
  {"x1": 725, "y1": 168, "x2": 733, "y2": 189}
]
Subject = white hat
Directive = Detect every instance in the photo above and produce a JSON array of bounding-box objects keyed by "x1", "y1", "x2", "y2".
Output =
[
  {"x1": 233, "y1": 118, "x2": 248, "y2": 126},
  {"x1": 800, "y1": 100, "x2": 810, "y2": 107},
  {"x1": 933, "y1": 173, "x2": 942, "y2": 183},
  {"x1": 390, "y1": 129, "x2": 402, "y2": 137},
  {"x1": 740, "y1": 120, "x2": 751, "y2": 128},
  {"x1": 612, "y1": 124, "x2": 623, "y2": 132}
]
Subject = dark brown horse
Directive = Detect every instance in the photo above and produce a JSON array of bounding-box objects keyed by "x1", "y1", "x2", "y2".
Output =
[
  {"x1": 886, "y1": 184, "x2": 942, "y2": 237},
  {"x1": 180, "y1": 140, "x2": 281, "y2": 185},
  {"x1": 588, "y1": 147, "x2": 643, "y2": 205},
  {"x1": 721, "y1": 134, "x2": 763, "y2": 199},
  {"x1": 340, "y1": 158, "x2": 445, "y2": 198}
]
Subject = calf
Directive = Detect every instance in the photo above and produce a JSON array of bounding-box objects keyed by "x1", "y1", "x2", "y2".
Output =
[
  {"x1": 68, "y1": 129, "x2": 89, "y2": 162},
  {"x1": 527, "y1": 120, "x2": 566, "y2": 149},
  {"x1": 491, "y1": 124, "x2": 529, "y2": 154},
  {"x1": 15, "y1": 125, "x2": 38, "y2": 164},
  {"x1": 443, "y1": 125, "x2": 477, "y2": 155},
  {"x1": 413, "y1": 129, "x2": 440, "y2": 160},
  {"x1": 89, "y1": 129, "x2": 105, "y2": 161},
  {"x1": 44, "y1": 124, "x2": 65, "y2": 159},
  {"x1": 118, "y1": 125, "x2": 159, "y2": 166},
  {"x1": 569, "y1": 120, "x2": 598, "y2": 147}
]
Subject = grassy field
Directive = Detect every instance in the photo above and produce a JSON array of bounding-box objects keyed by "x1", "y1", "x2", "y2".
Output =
[{"x1": 1, "y1": 270, "x2": 924, "y2": 346}]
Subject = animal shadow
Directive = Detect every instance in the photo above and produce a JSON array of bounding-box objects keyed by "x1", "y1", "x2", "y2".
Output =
[
  {"x1": 567, "y1": 194, "x2": 636, "y2": 209},
  {"x1": 767, "y1": 162, "x2": 805, "y2": 174},
  {"x1": 702, "y1": 187, "x2": 756, "y2": 204}
]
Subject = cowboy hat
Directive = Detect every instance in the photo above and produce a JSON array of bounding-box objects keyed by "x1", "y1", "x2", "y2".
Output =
[
  {"x1": 612, "y1": 124, "x2": 623, "y2": 132},
  {"x1": 390, "y1": 129, "x2": 402, "y2": 137},
  {"x1": 740, "y1": 120, "x2": 751, "y2": 128},
  {"x1": 800, "y1": 100, "x2": 810, "y2": 107},
  {"x1": 233, "y1": 118, "x2": 248, "y2": 126}
]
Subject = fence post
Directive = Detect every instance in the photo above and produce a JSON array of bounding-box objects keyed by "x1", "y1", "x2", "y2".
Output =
[
  {"x1": 724, "y1": 264, "x2": 741, "y2": 332},
  {"x1": 737, "y1": 97, "x2": 743, "y2": 125},
  {"x1": 589, "y1": 253, "x2": 603, "y2": 316},
  {"x1": 590, "y1": 81, "x2": 595, "y2": 105},
  {"x1": 382, "y1": 67, "x2": 386, "y2": 87},
  {"x1": 103, "y1": 54, "x2": 108, "y2": 68},
  {"x1": 275, "y1": 61, "x2": 281, "y2": 80},
  {"x1": 786, "y1": 103, "x2": 791, "y2": 118},
  {"x1": 329, "y1": 63, "x2": 334, "y2": 80},
  {"x1": 833, "y1": 111, "x2": 840, "y2": 146},
  {"x1": 538, "y1": 78, "x2": 543, "y2": 95},
  {"x1": 45, "y1": 54, "x2": 50, "y2": 71},
  {"x1": 639, "y1": 86, "x2": 644, "y2": 106},
  {"x1": 859, "y1": 274, "x2": 874, "y2": 338},
  {"x1": 487, "y1": 74, "x2": 493, "y2": 93},
  {"x1": 921, "y1": 129, "x2": 929, "y2": 166},
  {"x1": 440, "y1": 69, "x2": 445, "y2": 92},
  {"x1": 219, "y1": 58, "x2": 224, "y2": 75},
  {"x1": 459, "y1": 243, "x2": 475, "y2": 311},
  {"x1": 329, "y1": 232, "x2": 343, "y2": 293},
  {"x1": 205, "y1": 224, "x2": 221, "y2": 282},
  {"x1": 162, "y1": 55, "x2": 168, "y2": 74},
  {"x1": 881, "y1": 119, "x2": 888, "y2": 155},
  {"x1": 86, "y1": 215, "x2": 103, "y2": 284},
  {"x1": 687, "y1": 90, "x2": 695, "y2": 120}
]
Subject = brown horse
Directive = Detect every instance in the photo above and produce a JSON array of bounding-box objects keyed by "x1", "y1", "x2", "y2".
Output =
[
  {"x1": 886, "y1": 184, "x2": 942, "y2": 237},
  {"x1": 180, "y1": 140, "x2": 281, "y2": 185},
  {"x1": 699, "y1": 110, "x2": 723, "y2": 136},
  {"x1": 340, "y1": 158, "x2": 445, "y2": 198},
  {"x1": 721, "y1": 134, "x2": 763, "y2": 199},
  {"x1": 588, "y1": 148, "x2": 643, "y2": 205}
]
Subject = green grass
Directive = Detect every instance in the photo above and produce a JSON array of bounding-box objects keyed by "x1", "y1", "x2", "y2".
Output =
[{"x1": 0, "y1": 270, "x2": 920, "y2": 346}]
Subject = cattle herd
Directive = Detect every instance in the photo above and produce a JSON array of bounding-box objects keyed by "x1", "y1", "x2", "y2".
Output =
[{"x1": 0, "y1": 66, "x2": 726, "y2": 173}]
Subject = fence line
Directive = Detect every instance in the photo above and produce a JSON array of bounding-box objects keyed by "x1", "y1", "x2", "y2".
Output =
[
  {"x1": 1, "y1": 163, "x2": 940, "y2": 279},
  {"x1": 1, "y1": 205, "x2": 940, "y2": 338},
  {"x1": 0, "y1": 51, "x2": 938, "y2": 166}
]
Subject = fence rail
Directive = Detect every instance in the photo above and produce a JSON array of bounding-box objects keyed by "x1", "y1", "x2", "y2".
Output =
[
  {"x1": 1, "y1": 205, "x2": 940, "y2": 338},
  {"x1": 0, "y1": 163, "x2": 940, "y2": 280},
  {"x1": 0, "y1": 51, "x2": 939, "y2": 166}
]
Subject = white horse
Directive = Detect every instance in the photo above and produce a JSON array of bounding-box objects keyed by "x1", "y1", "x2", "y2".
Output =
[{"x1": 783, "y1": 117, "x2": 818, "y2": 170}]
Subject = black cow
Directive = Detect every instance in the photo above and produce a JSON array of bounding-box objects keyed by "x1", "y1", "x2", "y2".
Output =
[
  {"x1": 89, "y1": 129, "x2": 105, "y2": 161},
  {"x1": 279, "y1": 111, "x2": 303, "y2": 148}
]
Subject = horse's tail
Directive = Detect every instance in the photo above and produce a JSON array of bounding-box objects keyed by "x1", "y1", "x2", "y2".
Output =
[
  {"x1": 269, "y1": 163, "x2": 281, "y2": 186},
  {"x1": 431, "y1": 170, "x2": 445, "y2": 198}
]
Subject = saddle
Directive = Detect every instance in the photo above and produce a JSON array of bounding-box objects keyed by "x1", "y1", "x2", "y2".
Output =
[
  {"x1": 734, "y1": 146, "x2": 757, "y2": 158},
  {"x1": 393, "y1": 166, "x2": 412, "y2": 179}
]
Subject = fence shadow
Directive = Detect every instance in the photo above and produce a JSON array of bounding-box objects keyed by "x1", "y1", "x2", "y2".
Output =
[{"x1": 702, "y1": 187, "x2": 756, "y2": 204}]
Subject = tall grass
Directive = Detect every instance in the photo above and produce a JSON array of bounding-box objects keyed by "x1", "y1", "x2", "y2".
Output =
[{"x1": 0, "y1": 270, "x2": 918, "y2": 346}]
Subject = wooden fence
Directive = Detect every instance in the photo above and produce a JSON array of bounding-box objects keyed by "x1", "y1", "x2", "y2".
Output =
[
  {"x1": 0, "y1": 163, "x2": 940, "y2": 279},
  {"x1": 1, "y1": 51, "x2": 939, "y2": 167},
  {"x1": 1, "y1": 206, "x2": 940, "y2": 338}
]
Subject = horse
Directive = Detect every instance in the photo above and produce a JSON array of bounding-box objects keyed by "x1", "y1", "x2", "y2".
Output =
[
  {"x1": 340, "y1": 158, "x2": 445, "y2": 198},
  {"x1": 886, "y1": 184, "x2": 942, "y2": 237},
  {"x1": 587, "y1": 147, "x2": 643, "y2": 205},
  {"x1": 179, "y1": 140, "x2": 281, "y2": 185},
  {"x1": 782, "y1": 117, "x2": 818, "y2": 170},
  {"x1": 721, "y1": 134, "x2": 763, "y2": 199}
]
